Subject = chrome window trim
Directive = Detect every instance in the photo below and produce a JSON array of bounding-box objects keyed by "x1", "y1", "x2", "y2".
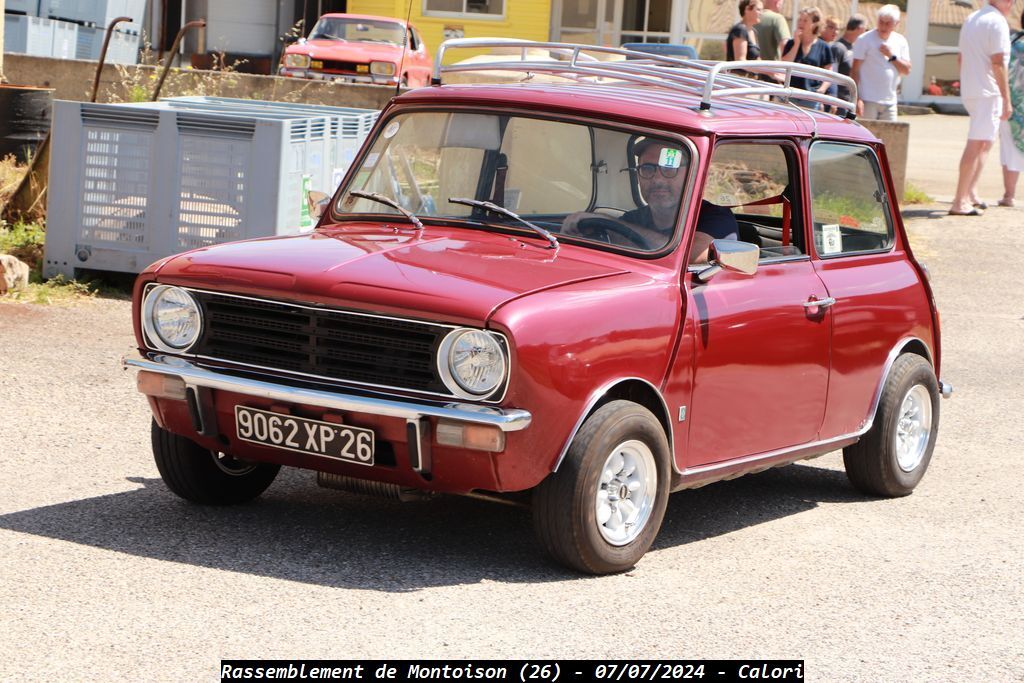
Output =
[
  {"x1": 678, "y1": 336, "x2": 933, "y2": 478},
  {"x1": 552, "y1": 377, "x2": 679, "y2": 475},
  {"x1": 686, "y1": 254, "x2": 810, "y2": 273},
  {"x1": 141, "y1": 285, "x2": 511, "y2": 404}
]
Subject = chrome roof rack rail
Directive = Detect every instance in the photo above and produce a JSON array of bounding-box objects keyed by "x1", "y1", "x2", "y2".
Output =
[{"x1": 431, "y1": 39, "x2": 858, "y2": 120}]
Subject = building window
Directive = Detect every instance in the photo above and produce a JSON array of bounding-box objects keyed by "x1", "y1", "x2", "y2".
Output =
[{"x1": 424, "y1": 0, "x2": 505, "y2": 17}]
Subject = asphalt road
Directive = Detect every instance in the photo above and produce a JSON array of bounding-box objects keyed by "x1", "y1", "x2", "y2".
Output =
[{"x1": 1, "y1": 205, "x2": 1021, "y2": 682}]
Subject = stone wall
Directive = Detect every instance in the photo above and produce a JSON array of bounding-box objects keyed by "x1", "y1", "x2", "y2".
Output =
[{"x1": 2, "y1": 54, "x2": 398, "y2": 110}]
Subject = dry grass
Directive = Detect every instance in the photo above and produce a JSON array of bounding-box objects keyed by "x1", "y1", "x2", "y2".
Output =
[{"x1": 0, "y1": 154, "x2": 27, "y2": 208}]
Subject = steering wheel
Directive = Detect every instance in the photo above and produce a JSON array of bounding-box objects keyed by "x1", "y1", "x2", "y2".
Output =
[{"x1": 576, "y1": 217, "x2": 649, "y2": 250}]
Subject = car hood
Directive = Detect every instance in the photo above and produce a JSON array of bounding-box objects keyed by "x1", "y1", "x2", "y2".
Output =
[
  {"x1": 153, "y1": 225, "x2": 630, "y2": 324},
  {"x1": 287, "y1": 40, "x2": 401, "y2": 62}
]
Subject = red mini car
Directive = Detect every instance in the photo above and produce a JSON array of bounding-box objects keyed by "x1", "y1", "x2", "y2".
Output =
[
  {"x1": 127, "y1": 42, "x2": 951, "y2": 574},
  {"x1": 279, "y1": 13, "x2": 432, "y2": 88}
]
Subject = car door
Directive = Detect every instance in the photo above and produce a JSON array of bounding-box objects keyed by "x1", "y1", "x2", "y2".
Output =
[{"x1": 683, "y1": 140, "x2": 832, "y2": 467}]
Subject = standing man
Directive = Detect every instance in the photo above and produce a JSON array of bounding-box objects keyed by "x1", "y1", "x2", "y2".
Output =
[
  {"x1": 851, "y1": 5, "x2": 910, "y2": 121},
  {"x1": 951, "y1": 0, "x2": 1014, "y2": 216},
  {"x1": 755, "y1": 0, "x2": 791, "y2": 61},
  {"x1": 833, "y1": 14, "x2": 867, "y2": 103}
]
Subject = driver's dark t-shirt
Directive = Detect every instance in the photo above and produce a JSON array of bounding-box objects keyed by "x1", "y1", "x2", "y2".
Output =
[{"x1": 621, "y1": 200, "x2": 739, "y2": 245}]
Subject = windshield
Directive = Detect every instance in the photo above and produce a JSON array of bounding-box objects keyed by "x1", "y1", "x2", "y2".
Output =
[
  {"x1": 309, "y1": 17, "x2": 405, "y2": 44},
  {"x1": 335, "y1": 112, "x2": 692, "y2": 253}
]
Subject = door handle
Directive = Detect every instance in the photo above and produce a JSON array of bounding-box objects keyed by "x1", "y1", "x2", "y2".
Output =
[{"x1": 803, "y1": 297, "x2": 837, "y2": 309}]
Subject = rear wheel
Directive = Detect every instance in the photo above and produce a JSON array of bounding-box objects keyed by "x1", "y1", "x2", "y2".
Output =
[
  {"x1": 532, "y1": 401, "x2": 670, "y2": 574},
  {"x1": 151, "y1": 420, "x2": 280, "y2": 505},
  {"x1": 843, "y1": 354, "x2": 940, "y2": 497}
]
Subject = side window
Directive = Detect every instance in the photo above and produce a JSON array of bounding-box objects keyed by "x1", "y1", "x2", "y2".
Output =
[
  {"x1": 809, "y1": 142, "x2": 894, "y2": 256},
  {"x1": 703, "y1": 142, "x2": 803, "y2": 259}
]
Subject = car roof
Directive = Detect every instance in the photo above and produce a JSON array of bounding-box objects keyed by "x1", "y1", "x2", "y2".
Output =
[{"x1": 395, "y1": 81, "x2": 879, "y2": 142}]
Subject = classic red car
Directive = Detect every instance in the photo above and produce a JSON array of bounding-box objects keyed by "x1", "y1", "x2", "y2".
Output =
[
  {"x1": 279, "y1": 13, "x2": 432, "y2": 88},
  {"x1": 126, "y1": 42, "x2": 951, "y2": 574}
]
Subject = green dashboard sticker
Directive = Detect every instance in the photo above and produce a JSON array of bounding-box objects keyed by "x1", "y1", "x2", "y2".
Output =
[{"x1": 659, "y1": 148, "x2": 682, "y2": 168}]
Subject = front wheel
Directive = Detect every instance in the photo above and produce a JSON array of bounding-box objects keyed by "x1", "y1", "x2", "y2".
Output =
[
  {"x1": 151, "y1": 420, "x2": 280, "y2": 505},
  {"x1": 843, "y1": 354, "x2": 940, "y2": 497},
  {"x1": 532, "y1": 401, "x2": 670, "y2": 574}
]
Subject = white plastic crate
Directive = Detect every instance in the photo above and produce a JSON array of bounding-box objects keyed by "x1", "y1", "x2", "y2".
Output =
[
  {"x1": 44, "y1": 99, "x2": 379, "y2": 278},
  {"x1": 4, "y1": 14, "x2": 54, "y2": 56},
  {"x1": 41, "y1": 0, "x2": 145, "y2": 31},
  {"x1": 50, "y1": 18, "x2": 77, "y2": 58},
  {"x1": 76, "y1": 24, "x2": 139, "y2": 63},
  {"x1": 163, "y1": 96, "x2": 379, "y2": 192}
]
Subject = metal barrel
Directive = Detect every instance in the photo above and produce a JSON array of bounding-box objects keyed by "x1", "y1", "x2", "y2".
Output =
[{"x1": 0, "y1": 85, "x2": 54, "y2": 163}]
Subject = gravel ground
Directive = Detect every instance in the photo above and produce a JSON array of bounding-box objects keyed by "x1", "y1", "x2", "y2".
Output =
[{"x1": 1, "y1": 206, "x2": 1022, "y2": 682}]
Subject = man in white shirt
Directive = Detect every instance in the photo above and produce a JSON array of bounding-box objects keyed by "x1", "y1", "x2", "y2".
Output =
[
  {"x1": 951, "y1": 0, "x2": 1014, "y2": 215},
  {"x1": 851, "y1": 4, "x2": 911, "y2": 121}
]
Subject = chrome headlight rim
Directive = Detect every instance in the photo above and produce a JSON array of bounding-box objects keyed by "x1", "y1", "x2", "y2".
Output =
[
  {"x1": 437, "y1": 328, "x2": 509, "y2": 401},
  {"x1": 142, "y1": 284, "x2": 203, "y2": 354},
  {"x1": 284, "y1": 53, "x2": 311, "y2": 68}
]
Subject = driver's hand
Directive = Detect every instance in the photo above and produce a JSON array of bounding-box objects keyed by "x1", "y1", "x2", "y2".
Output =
[{"x1": 561, "y1": 211, "x2": 606, "y2": 236}]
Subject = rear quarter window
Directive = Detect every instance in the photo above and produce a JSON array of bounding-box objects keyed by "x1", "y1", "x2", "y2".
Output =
[{"x1": 808, "y1": 142, "x2": 895, "y2": 257}]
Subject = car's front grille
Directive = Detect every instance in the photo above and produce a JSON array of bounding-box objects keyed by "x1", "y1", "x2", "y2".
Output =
[
  {"x1": 316, "y1": 59, "x2": 363, "y2": 73},
  {"x1": 191, "y1": 291, "x2": 451, "y2": 396}
]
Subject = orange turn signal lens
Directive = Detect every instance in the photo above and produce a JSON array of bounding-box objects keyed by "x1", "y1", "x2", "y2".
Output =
[
  {"x1": 136, "y1": 371, "x2": 187, "y2": 400},
  {"x1": 435, "y1": 420, "x2": 506, "y2": 452}
]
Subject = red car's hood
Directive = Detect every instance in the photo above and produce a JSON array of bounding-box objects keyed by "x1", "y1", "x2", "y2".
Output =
[
  {"x1": 154, "y1": 225, "x2": 629, "y2": 324},
  {"x1": 287, "y1": 40, "x2": 401, "y2": 62}
]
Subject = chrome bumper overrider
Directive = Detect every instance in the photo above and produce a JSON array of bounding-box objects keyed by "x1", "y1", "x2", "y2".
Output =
[
  {"x1": 939, "y1": 380, "x2": 953, "y2": 399},
  {"x1": 122, "y1": 354, "x2": 532, "y2": 432}
]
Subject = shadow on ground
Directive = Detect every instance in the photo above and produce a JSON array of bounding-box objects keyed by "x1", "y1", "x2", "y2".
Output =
[
  {"x1": 901, "y1": 207, "x2": 953, "y2": 220},
  {"x1": 0, "y1": 461, "x2": 867, "y2": 590}
]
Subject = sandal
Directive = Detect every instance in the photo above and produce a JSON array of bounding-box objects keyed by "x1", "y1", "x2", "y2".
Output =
[
  {"x1": 998, "y1": 198, "x2": 1015, "y2": 207},
  {"x1": 948, "y1": 208, "x2": 984, "y2": 216},
  {"x1": 973, "y1": 201, "x2": 989, "y2": 210}
]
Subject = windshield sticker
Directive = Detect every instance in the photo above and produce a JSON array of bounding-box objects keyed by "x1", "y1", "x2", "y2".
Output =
[
  {"x1": 659, "y1": 148, "x2": 682, "y2": 168},
  {"x1": 383, "y1": 121, "x2": 400, "y2": 139},
  {"x1": 821, "y1": 224, "x2": 843, "y2": 255}
]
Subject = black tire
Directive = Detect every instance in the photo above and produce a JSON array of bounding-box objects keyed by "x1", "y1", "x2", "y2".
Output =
[
  {"x1": 151, "y1": 420, "x2": 280, "y2": 505},
  {"x1": 532, "y1": 400, "x2": 671, "y2": 574},
  {"x1": 843, "y1": 354, "x2": 940, "y2": 497}
]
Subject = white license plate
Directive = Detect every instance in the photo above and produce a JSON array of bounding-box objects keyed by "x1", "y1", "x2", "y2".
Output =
[{"x1": 234, "y1": 406, "x2": 374, "y2": 466}]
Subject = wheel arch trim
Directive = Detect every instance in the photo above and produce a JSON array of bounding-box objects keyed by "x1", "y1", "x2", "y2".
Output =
[
  {"x1": 860, "y1": 336, "x2": 934, "y2": 436},
  {"x1": 551, "y1": 377, "x2": 679, "y2": 475}
]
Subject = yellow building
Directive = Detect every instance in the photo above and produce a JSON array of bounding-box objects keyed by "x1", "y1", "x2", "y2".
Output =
[{"x1": 348, "y1": 1, "x2": 552, "y2": 63}]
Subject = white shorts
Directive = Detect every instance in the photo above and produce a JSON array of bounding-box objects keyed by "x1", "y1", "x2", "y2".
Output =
[
  {"x1": 861, "y1": 101, "x2": 898, "y2": 122},
  {"x1": 1000, "y1": 120, "x2": 1024, "y2": 172},
  {"x1": 963, "y1": 96, "x2": 1001, "y2": 141}
]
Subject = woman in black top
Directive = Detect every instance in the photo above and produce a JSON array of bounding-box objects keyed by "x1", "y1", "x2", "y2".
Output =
[
  {"x1": 726, "y1": 0, "x2": 764, "y2": 62},
  {"x1": 781, "y1": 6, "x2": 836, "y2": 109}
]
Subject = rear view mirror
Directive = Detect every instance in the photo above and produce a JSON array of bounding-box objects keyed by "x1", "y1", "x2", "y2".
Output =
[
  {"x1": 697, "y1": 240, "x2": 759, "y2": 282},
  {"x1": 307, "y1": 191, "x2": 331, "y2": 220}
]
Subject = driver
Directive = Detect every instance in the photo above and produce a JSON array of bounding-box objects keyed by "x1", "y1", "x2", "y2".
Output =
[{"x1": 563, "y1": 138, "x2": 738, "y2": 262}]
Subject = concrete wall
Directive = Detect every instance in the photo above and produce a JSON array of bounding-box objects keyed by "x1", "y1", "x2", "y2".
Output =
[
  {"x1": 859, "y1": 119, "x2": 910, "y2": 204},
  {"x1": 2, "y1": 53, "x2": 399, "y2": 109}
]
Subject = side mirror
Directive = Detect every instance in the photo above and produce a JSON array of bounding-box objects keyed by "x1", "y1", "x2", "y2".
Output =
[
  {"x1": 696, "y1": 240, "x2": 759, "y2": 283},
  {"x1": 307, "y1": 190, "x2": 331, "y2": 220}
]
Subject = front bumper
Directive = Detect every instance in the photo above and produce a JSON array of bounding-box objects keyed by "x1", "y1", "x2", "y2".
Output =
[
  {"x1": 277, "y1": 67, "x2": 396, "y2": 84},
  {"x1": 122, "y1": 353, "x2": 532, "y2": 432}
]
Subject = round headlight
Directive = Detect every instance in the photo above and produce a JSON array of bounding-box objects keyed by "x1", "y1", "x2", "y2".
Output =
[
  {"x1": 143, "y1": 285, "x2": 202, "y2": 352},
  {"x1": 284, "y1": 53, "x2": 311, "y2": 68},
  {"x1": 439, "y1": 329, "x2": 507, "y2": 398}
]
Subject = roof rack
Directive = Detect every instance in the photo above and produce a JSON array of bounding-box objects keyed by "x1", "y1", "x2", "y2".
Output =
[{"x1": 432, "y1": 39, "x2": 858, "y2": 120}]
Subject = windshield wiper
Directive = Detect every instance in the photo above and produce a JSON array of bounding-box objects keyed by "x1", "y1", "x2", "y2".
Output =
[
  {"x1": 448, "y1": 198, "x2": 558, "y2": 250},
  {"x1": 350, "y1": 191, "x2": 423, "y2": 230}
]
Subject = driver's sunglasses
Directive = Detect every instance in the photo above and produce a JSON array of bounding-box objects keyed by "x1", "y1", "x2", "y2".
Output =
[{"x1": 629, "y1": 163, "x2": 680, "y2": 179}]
